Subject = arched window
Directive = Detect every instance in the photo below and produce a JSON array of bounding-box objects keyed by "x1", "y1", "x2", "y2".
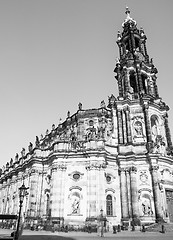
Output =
[
  {"x1": 106, "y1": 195, "x2": 113, "y2": 216},
  {"x1": 129, "y1": 72, "x2": 138, "y2": 94}
]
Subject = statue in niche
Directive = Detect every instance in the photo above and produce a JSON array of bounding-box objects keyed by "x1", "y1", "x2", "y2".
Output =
[
  {"x1": 152, "y1": 135, "x2": 166, "y2": 155},
  {"x1": 71, "y1": 193, "x2": 80, "y2": 214},
  {"x1": 151, "y1": 115, "x2": 159, "y2": 142},
  {"x1": 142, "y1": 199, "x2": 152, "y2": 216},
  {"x1": 85, "y1": 120, "x2": 97, "y2": 141},
  {"x1": 97, "y1": 126, "x2": 105, "y2": 139},
  {"x1": 134, "y1": 121, "x2": 143, "y2": 137},
  {"x1": 86, "y1": 126, "x2": 97, "y2": 140},
  {"x1": 140, "y1": 193, "x2": 153, "y2": 216}
]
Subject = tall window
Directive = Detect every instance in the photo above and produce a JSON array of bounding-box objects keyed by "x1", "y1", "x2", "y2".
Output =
[{"x1": 106, "y1": 195, "x2": 113, "y2": 216}]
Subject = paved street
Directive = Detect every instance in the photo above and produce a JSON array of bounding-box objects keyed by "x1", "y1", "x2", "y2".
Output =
[{"x1": 0, "y1": 229, "x2": 173, "y2": 240}]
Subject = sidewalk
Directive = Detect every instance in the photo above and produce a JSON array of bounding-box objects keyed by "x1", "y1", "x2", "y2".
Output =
[
  {"x1": 1, "y1": 228, "x2": 173, "y2": 239},
  {"x1": 0, "y1": 228, "x2": 13, "y2": 239}
]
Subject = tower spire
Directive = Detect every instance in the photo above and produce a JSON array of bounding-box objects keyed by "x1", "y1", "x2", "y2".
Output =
[{"x1": 114, "y1": 9, "x2": 160, "y2": 101}]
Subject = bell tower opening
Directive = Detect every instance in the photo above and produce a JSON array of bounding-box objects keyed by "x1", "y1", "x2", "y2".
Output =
[
  {"x1": 141, "y1": 74, "x2": 147, "y2": 94},
  {"x1": 129, "y1": 71, "x2": 138, "y2": 94}
]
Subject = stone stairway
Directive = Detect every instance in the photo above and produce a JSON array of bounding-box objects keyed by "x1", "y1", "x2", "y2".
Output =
[{"x1": 146, "y1": 222, "x2": 173, "y2": 232}]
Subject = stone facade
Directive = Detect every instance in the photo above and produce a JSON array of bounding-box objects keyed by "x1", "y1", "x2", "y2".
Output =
[{"x1": 0, "y1": 8, "x2": 173, "y2": 229}]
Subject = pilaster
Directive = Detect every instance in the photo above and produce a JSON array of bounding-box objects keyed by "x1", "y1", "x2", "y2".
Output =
[
  {"x1": 163, "y1": 113, "x2": 173, "y2": 149},
  {"x1": 143, "y1": 103, "x2": 152, "y2": 150},
  {"x1": 117, "y1": 109, "x2": 124, "y2": 144},
  {"x1": 122, "y1": 110, "x2": 127, "y2": 144},
  {"x1": 119, "y1": 168, "x2": 129, "y2": 220},
  {"x1": 149, "y1": 164, "x2": 163, "y2": 222},
  {"x1": 130, "y1": 166, "x2": 139, "y2": 219},
  {"x1": 28, "y1": 170, "x2": 38, "y2": 217},
  {"x1": 125, "y1": 107, "x2": 132, "y2": 143}
]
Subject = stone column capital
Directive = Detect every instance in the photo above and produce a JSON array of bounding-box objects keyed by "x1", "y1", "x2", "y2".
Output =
[
  {"x1": 150, "y1": 165, "x2": 159, "y2": 172},
  {"x1": 130, "y1": 166, "x2": 137, "y2": 173}
]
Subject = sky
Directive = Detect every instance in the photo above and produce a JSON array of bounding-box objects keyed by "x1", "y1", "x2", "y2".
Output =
[{"x1": 0, "y1": 0, "x2": 173, "y2": 168}]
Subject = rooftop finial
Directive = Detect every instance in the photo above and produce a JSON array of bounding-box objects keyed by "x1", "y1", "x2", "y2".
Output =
[{"x1": 125, "y1": 6, "x2": 131, "y2": 19}]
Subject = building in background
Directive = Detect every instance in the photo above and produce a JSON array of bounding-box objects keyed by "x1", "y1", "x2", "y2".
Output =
[{"x1": 0, "y1": 9, "x2": 173, "y2": 229}]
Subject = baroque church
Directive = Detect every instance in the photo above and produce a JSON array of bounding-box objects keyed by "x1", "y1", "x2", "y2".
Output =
[{"x1": 0, "y1": 8, "x2": 173, "y2": 229}]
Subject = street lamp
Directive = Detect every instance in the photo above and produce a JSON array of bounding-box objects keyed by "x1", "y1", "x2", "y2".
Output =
[
  {"x1": 14, "y1": 182, "x2": 29, "y2": 240},
  {"x1": 100, "y1": 209, "x2": 104, "y2": 237}
]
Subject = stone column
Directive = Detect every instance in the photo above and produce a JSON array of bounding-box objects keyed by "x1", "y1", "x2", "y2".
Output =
[
  {"x1": 50, "y1": 167, "x2": 58, "y2": 218},
  {"x1": 122, "y1": 110, "x2": 127, "y2": 144},
  {"x1": 136, "y1": 64, "x2": 143, "y2": 94},
  {"x1": 126, "y1": 169, "x2": 132, "y2": 218},
  {"x1": 117, "y1": 109, "x2": 124, "y2": 144},
  {"x1": 116, "y1": 62, "x2": 123, "y2": 98},
  {"x1": 35, "y1": 171, "x2": 44, "y2": 217},
  {"x1": 119, "y1": 168, "x2": 129, "y2": 220},
  {"x1": 125, "y1": 108, "x2": 132, "y2": 143},
  {"x1": 77, "y1": 119, "x2": 85, "y2": 141},
  {"x1": 86, "y1": 164, "x2": 97, "y2": 217},
  {"x1": 150, "y1": 165, "x2": 163, "y2": 222},
  {"x1": 60, "y1": 164, "x2": 66, "y2": 219},
  {"x1": 130, "y1": 166, "x2": 139, "y2": 219},
  {"x1": 143, "y1": 40, "x2": 149, "y2": 62},
  {"x1": 143, "y1": 103, "x2": 152, "y2": 150},
  {"x1": 112, "y1": 109, "x2": 118, "y2": 144},
  {"x1": 99, "y1": 163, "x2": 107, "y2": 212},
  {"x1": 123, "y1": 67, "x2": 129, "y2": 98},
  {"x1": 28, "y1": 170, "x2": 38, "y2": 217},
  {"x1": 152, "y1": 76, "x2": 159, "y2": 98},
  {"x1": 86, "y1": 165, "x2": 91, "y2": 218}
]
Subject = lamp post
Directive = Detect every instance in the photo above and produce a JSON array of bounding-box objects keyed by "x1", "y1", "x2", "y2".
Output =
[
  {"x1": 14, "y1": 182, "x2": 29, "y2": 240},
  {"x1": 100, "y1": 209, "x2": 104, "y2": 237}
]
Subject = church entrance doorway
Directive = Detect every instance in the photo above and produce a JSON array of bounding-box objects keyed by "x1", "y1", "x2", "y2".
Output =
[{"x1": 166, "y1": 190, "x2": 173, "y2": 222}]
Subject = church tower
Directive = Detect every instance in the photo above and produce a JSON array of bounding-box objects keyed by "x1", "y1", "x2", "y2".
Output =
[{"x1": 111, "y1": 7, "x2": 173, "y2": 224}]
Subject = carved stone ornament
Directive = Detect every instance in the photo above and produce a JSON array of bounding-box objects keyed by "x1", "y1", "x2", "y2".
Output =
[
  {"x1": 105, "y1": 173, "x2": 115, "y2": 183},
  {"x1": 68, "y1": 171, "x2": 84, "y2": 181},
  {"x1": 139, "y1": 170, "x2": 149, "y2": 185},
  {"x1": 86, "y1": 162, "x2": 106, "y2": 170}
]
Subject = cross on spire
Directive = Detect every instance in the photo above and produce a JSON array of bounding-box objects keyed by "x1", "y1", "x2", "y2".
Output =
[{"x1": 125, "y1": 6, "x2": 131, "y2": 20}]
